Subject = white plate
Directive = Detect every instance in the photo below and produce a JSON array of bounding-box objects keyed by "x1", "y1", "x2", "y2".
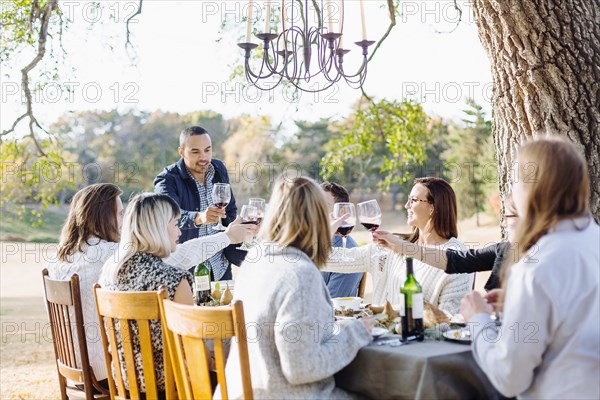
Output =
[
  {"x1": 371, "y1": 327, "x2": 389, "y2": 338},
  {"x1": 443, "y1": 328, "x2": 471, "y2": 343}
]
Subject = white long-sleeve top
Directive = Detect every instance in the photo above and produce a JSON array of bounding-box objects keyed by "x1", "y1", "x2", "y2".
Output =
[
  {"x1": 470, "y1": 216, "x2": 600, "y2": 399},
  {"x1": 45, "y1": 232, "x2": 230, "y2": 380},
  {"x1": 222, "y1": 244, "x2": 372, "y2": 399},
  {"x1": 322, "y1": 238, "x2": 473, "y2": 316}
]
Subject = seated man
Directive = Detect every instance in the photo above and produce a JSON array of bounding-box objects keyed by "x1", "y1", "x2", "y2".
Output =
[{"x1": 320, "y1": 182, "x2": 363, "y2": 298}]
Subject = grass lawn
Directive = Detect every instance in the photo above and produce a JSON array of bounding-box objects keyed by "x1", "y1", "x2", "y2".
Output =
[{"x1": 0, "y1": 206, "x2": 66, "y2": 243}]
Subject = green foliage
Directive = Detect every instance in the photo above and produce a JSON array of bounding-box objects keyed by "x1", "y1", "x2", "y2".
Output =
[
  {"x1": 0, "y1": 137, "x2": 72, "y2": 225},
  {"x1": 322, "y1": 99, "x2": 432, "y2": 192},
  {"x1": 446, "y1": 99, "x2": 497, "y2": 222}
]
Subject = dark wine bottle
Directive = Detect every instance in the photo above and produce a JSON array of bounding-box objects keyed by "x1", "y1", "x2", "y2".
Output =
[
  {"x1": 400, "y1": 257, "x2": 424, "y2": 341},
  {"x1": 194, "y1": 262, "x2": 211, "y2": 306}
]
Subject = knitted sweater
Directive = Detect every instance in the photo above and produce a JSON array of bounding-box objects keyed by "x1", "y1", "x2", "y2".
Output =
[
  {"x1": 323, "y1": 238, "x2": 473, "y2": 316},
  {"x1": 221, "y1": 245, "x2": 372, "y2": 399}
]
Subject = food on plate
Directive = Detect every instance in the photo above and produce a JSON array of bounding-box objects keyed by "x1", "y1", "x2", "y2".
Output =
[
  {"x1": 334, "y1": 307, "x2": 357, "y2": 317},
  {"x1": 423, "y1": 300, "x2": 450, "y2": 328},
  {"x1": 383, "y1": 301, "x2": 400, "y2": 319},
  {"x1": 368, "y1": 304, "x2": 384, "y2": 314}
]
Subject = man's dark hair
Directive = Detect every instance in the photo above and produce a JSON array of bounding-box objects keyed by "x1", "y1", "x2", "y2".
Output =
[
  {"x1": 179, "y1": 126, "x2": 208, "y2": 147},
  {"x1": 321, "y1": 181, "x2": 350, "y2": 203}
]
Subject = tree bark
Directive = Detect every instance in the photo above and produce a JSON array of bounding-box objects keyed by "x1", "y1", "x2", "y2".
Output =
[{"x1": 471, "y1": 0, "x2": 600, "y2": 222}]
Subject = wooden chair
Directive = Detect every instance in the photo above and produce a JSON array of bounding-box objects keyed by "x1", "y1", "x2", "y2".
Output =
[
  {"x1": 93, "y1": 285, "x2": 176, "y2": 400},
  {"x1": 157, "y1": 289, "x2": 253, "y2": 400},
  {"x1": 42, "y1": 269, "x2": 109, "y2": 399}
]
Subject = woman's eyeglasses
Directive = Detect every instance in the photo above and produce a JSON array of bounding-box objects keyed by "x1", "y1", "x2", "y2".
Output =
[{"x1": 407, "y1": 197, "x2": 432, "y2": 206}]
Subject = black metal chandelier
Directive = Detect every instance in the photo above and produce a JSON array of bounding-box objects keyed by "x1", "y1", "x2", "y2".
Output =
[{"x1": 237, "y1": 0, "x2": 375, "y2": 93}]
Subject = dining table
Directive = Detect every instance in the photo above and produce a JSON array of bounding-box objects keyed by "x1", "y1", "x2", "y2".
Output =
[{"x1": 335, "y1": 334, "x2": 509, "y2": 400}]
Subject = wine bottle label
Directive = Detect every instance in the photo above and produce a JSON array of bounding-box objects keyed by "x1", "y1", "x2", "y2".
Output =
[
  {"x1": 194, "y1": 276, "x2": 210, "y2": 291},
  {"x1": 412, "y1": 293, "x2": 424, "y2": 318}
]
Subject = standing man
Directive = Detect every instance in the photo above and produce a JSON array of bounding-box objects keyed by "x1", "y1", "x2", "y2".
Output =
[
  {"x1": 321, "y1": 181, "x2": 364, "y2": 298},
  {"x1": 154, "y1": 126, "x2": 246, "y2": 281}
]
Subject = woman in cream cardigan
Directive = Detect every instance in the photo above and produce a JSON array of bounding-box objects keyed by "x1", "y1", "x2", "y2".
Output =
[
  {"x1": 324, "y1": 177, "x2": 473, "y2": 316},
  {"x1": 223, "y1": 176, "x2": 373, "y2": 399}
]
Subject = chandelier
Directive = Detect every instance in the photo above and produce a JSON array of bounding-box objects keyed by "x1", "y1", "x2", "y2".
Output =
[{"x1": 237, "y1": 0, "x2": 375, "y2": 93}]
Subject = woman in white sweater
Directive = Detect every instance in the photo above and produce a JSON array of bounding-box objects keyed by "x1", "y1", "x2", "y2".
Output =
[
  {"x1": 45, "y1": 183, "x2": 252, "y2": 387},
  {"x1": 323, "y1": 177, "x2": 473, "y2": 316},
  {"x1": 224, "y1": 176, "x2": 373, "y2": 399},
  {"x1": 461, "y1": 137, "x2": 600, "y2": 399}
]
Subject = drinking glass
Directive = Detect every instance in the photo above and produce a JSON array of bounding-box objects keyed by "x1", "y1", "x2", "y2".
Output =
[
  {"x1": 211, "y1": 183, "x2": 231, "y2": 231},
  {"x1": 237, "y1": 205, "x2": 257, "y2": 250},
  {"x1": 332, "y1": 202, "x2": 356, "y2": 262},
  {"x1": 248, "y1": 198, "x2": 266, "y2": 244},
  {"x1": 358, "y1": 199, "x2": 384, "y2": 255}
]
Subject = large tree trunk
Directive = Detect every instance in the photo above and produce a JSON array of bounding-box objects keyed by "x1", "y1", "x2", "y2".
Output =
[{"x1": 471, "y1": 0, "x2": 600, "y2": 222}]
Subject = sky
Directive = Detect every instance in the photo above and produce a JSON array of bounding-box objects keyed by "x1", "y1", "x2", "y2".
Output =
[{"x1": 1, "y1": 0, "x2": 493, "y2": 135}]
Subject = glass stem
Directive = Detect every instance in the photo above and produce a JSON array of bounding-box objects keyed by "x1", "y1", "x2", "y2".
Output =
[{"x1": 342, "y1": 236, "x2": 347, "y2": 259}]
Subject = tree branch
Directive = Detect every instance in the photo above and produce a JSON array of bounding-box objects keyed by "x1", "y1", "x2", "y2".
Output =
[
  {"x1": 16, "y1": 0, "x2": 58, "y2": 156},
  {"x1": 125, "y1": 0, "x2": 143, "y2": 50}
]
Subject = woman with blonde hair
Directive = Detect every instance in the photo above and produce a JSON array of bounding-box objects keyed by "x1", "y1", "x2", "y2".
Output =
[
  {"x1": 323, "y1": 177, "x2": 472, "y2": 316},
  {"x1": 100, "y1": 193, "x2": 191, "y2": 393},
  {"x1": 461, "y1": 137, "x2": 599, "y2": 399},
  {"x1": 46, "y1": 185, "x2": 251, "y2": 388},
  {"x1": 223, "y1": 176, "x2": 373, "y2": 399}
]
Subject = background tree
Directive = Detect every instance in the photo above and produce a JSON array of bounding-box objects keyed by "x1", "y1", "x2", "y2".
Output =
[
  {"x1": 446, "y1": 99, "x2": 497, "y2": 224},
  {"x1": 471, "y1": 0, "x2": 600, "y2": 221},
  {"x1": 322, "y1": 99, "x2": 432, "y2": 196},
  {"x1": 222, "y1": 114, "x2": 279, "y2": 203}
]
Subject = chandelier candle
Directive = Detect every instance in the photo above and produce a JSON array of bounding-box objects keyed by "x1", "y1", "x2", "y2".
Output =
[
  {"x1": 265, "y1": 0, "x2": 270, "y2": 33},
  {"x1": 246, "y1": 0, "x2": 254, "y2": 42},
  {"x1": 359, "y1": 0, "x2": 366, "y2": 40}
]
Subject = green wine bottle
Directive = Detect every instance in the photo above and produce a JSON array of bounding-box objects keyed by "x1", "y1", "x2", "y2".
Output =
[
  {"x1": 194, "y1": 262, "x2": 211, "y2": 306},
  {"x1": 400, "y1": 256, "x2": 424, "y2": 341}
]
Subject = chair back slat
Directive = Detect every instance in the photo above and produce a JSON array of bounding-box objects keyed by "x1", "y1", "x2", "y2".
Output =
[
  {"x1": 232, "y1": 301, "x2": 253, "y2": 399},
  {"x1": 183, "y1": 335, "x2": 213, "y2": 399},
  {"x1": 42, "y1": 269, "x2": 107, "y2": 399},
  {"x1": 94, "y1": 285, "x2": 174, "y2": 400},
  {"x1": 158, "y1": 289, "x2": 254, "y2": 400},
  {"x1": 214, "y1": 339, "x2": 229, "y2": 399},
  {"x1": 120, "y1": 320, "x2": 141, "y2": 399},
  {"x1": 138, "y1": 320, "x2": 159, "y2": 399}
]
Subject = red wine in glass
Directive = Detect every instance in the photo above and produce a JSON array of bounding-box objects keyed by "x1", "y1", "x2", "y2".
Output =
[
  {"x1": 337, "y1": 225, "x2": 355, "y2": 236},
  {"x1": 361, "y1": 223, "x2": 380, "y2": 232},
  {"x1": 215, "y1": 202, "x2": 229, "y2": 209}
]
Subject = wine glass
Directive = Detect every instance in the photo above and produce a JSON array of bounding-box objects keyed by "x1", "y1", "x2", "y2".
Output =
[
  {"x1": 211, "y1": 183, "x2": 231, "y2": 231},
  {"x1": 237, "y1": 205, "x2": 257, "y2": 250},
  {"x1": 358, "y1": 199, "x2": 384, "y2": 255},
  {"x1": 248, "y1": 198, "x2": 266, "y2": 244},
  {"x1": 332, "y1": 202, "x2": 356, "y2": 262}
]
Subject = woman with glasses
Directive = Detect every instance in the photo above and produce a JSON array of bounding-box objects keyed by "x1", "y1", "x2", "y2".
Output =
[
  {"x1": 374, "y1": 196, "x2": 519, "y2": 291},
  {"x1": 460, "y1": 137, "x2": 599, "y2": 399},
  {"x1": 324, "y1": 177, "x2": 473, "y2": 316}
]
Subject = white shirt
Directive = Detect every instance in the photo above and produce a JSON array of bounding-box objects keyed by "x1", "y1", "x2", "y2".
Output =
[
  {"x1": 45, "y1": 233, "x2": 230, "y2": 380},
  {"x1": 323, "y1": 238, "x2": 473, "y2": 315},
  {"x1": 471, "y1": 216, "x2": 600, "y2": 399}
]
